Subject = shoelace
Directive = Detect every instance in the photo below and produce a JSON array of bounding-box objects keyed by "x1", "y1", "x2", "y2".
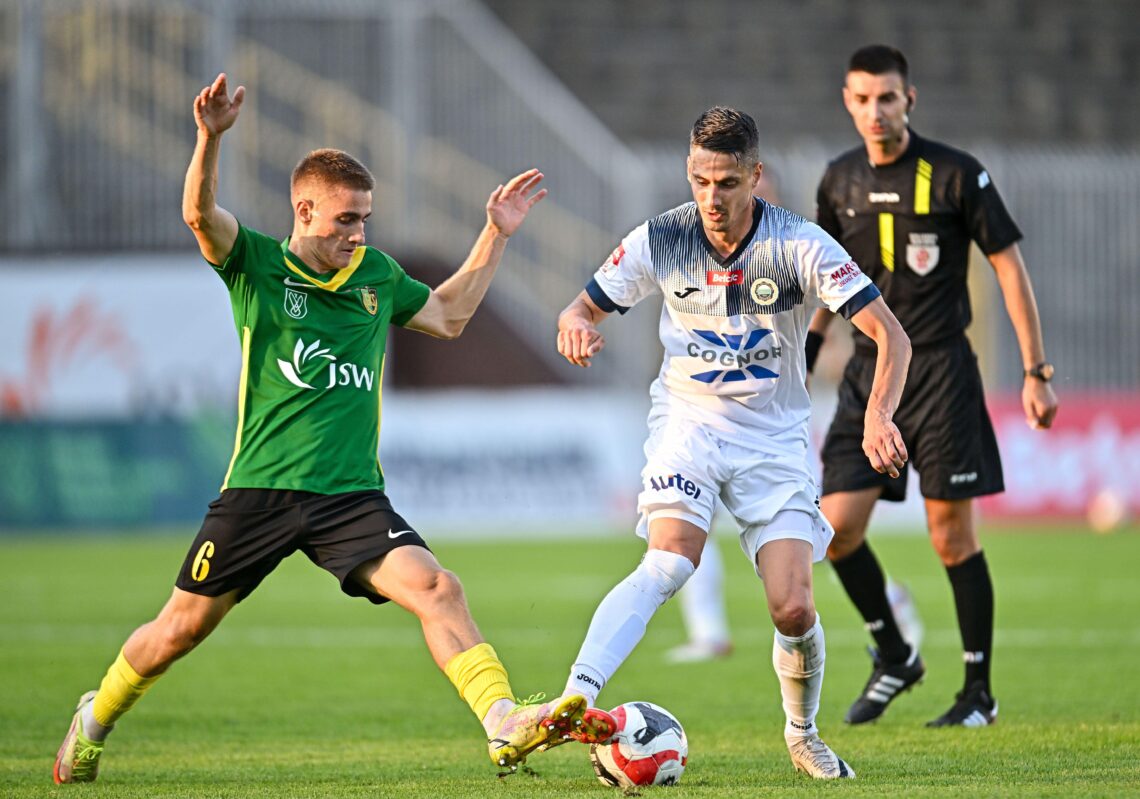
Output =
[
  {"x1": 76, "y1": 743, "x2": 102, "y2": 762},
  {"x1": 514, "y1": 692, "x2": 546, "y2": 707}
]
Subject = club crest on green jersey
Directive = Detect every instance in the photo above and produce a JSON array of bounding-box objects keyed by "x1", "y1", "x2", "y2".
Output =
[
  {"x1": 284, "y1": 286, "x2": 308, "y2": 319},
  {"x1": 359, "y1": 286, "x2": 378, "y2": 315}
]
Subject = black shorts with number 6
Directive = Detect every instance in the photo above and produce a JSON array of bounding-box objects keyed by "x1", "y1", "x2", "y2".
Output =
[
  {"x1": 175, "y1": 488, "x2": 429, "y2": 604},
  {"x1": 820, "y1": 335, "x2": 1004, "y2": 503}
]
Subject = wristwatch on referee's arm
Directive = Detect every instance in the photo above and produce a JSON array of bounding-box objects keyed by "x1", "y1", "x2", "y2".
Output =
[{"x1": 1024, "y1": 362, "x2": 1054, "y2": 382}]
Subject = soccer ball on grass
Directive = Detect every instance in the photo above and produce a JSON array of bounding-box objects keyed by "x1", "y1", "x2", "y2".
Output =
[{"x1": 589, "y1": 701, "x2": 687, "y2": 788}]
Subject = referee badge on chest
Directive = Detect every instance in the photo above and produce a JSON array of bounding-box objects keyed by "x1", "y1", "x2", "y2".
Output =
[
  {"x1": 906, "y1": 233, "x2": 940, "y2": 276},
  {"x1": 359, "y1": 286, "x2": 378, "y2": 315}
]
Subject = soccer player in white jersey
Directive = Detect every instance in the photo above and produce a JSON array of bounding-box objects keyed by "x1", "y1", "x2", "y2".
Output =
[{"x1": 554, "y1": 107, "x2": 911, "y2": 779}]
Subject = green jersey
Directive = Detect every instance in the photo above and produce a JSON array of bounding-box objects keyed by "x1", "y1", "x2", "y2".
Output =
[{"x1": 209, "y1": 225, "x2": 430, "y2": 494}]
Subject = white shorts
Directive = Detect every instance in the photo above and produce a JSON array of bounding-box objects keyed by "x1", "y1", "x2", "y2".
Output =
[{"x1": 634, "y1": 418, "x2": 834, "y2": 572}]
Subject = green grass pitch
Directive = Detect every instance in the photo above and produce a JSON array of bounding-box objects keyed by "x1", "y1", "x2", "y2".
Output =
[{"x1": 2, "y1": 525, "x2": 1139, "y2": 797}]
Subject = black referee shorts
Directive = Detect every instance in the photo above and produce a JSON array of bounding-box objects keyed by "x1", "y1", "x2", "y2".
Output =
[
  {"x1": 820, "y1": 335, "x2": 1004, "y2": 503},
  {"x1": 175, "y1": 488, "x2": 429, "y2": 604}
]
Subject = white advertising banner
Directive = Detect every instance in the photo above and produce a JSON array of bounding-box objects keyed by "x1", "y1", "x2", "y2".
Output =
[
  {"x1": 0, "y1": 254, "x2": 240, "y2": 418},
  {"x1": 379, "y1": 389, "x2": 649, "y2": 533}
]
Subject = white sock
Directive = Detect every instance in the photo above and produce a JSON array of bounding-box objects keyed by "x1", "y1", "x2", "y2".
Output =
[
  {"x1": 80, "y1": 701, "x2": 112, "y2": 742},
  {"x1": 772, "y1": 615, "x2": 825, "y2": 739},
  {"x1": 679, "y1": 537, "x2": 730, "y2": 646},
  {"x1": 481, "y1": 697, "x2": 515, "y2": 736},
  {"x1": 565, "y1": 549, "x2": 695, "y2": 705}
]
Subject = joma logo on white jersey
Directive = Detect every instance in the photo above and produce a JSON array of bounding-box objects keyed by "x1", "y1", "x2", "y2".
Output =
[{"x1": 276, "y1": 338, "x2": 375, "y2": 391}]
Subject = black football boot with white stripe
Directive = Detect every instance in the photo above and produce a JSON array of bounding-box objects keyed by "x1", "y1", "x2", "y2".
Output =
[
  {"x1": 926, "y1": 681, "x2": 998, "y2": 728},
  {"x1": 844, "y1": 646, "x2": 925, "y2": 724}
]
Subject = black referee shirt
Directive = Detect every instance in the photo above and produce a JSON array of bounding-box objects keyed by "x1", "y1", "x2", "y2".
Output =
[{"x1": 816, "y1": 130, "x2": 1022, "y2": 352}]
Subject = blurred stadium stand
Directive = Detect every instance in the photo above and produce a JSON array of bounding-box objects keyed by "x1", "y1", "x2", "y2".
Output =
[
  {"x1": 0, "y1": 0, "x2": 661, "y2": 388},
  {"x1": 480, "y1": 0, "x2": 1140, "y2": 148},
  {"x1": 1, "y1": 0, "x2": 1137, "y2": 528}
]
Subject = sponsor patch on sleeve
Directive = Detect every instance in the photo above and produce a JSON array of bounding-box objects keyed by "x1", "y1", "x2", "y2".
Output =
[
  {"x1": 600, "y1": 243, "x2": 625, "y2": 277},
  {"x1": 828, "y1": 261, "x2": 863, "y2": 290}
]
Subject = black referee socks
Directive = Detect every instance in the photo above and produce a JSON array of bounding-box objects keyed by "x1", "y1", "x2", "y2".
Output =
[
  {"x1": 832, "y1": 542, "x2": 911, "y2": 663},
  {"x1": 946, "y1": 550, "x2": 995, "y2": 690}
]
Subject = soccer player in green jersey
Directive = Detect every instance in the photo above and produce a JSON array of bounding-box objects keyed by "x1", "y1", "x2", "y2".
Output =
[{"x1": 54, "y1": 73, "x2": 586, "y2": 784}]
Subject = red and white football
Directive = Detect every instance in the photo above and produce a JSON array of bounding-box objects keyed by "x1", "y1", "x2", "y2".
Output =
[{"x1": 589, "y1": 701, "x2": 688, "y2": 788}]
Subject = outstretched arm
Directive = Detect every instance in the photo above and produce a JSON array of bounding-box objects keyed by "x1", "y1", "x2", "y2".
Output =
[
  {"x1": 404, "y1": 169, "x2": 547, "y2": 339},
  {"x1": 557, "y1": 291, "x2": 609, "y2": 367},
  {"x1": 988, "y1": 243, "x2": 1058, "y2": 430},
  {"x1": 849, "y1": 296, "x2": 911, "y2": 478},
  {"x1": 182, "y1": 73, "x2": 244, "y2": 265}
]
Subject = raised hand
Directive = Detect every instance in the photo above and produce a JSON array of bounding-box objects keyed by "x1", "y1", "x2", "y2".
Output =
[
  {"x1": 194, "y1": 73, "x2": 246, "y2": 137},
  {"x1": 486, "y1": 169, "x2": 547, "y2": 238}
]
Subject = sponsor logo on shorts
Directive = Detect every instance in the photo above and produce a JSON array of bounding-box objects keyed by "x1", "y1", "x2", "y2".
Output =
[
  {"x1": 869, "y1": 191, "x2": 900, "y2": 203},
  {"x1": 387, "y1": 528, "x2": 415, "y2": 539},
  {"x1": 647, "y1": 473, "x2": 702, "y2": 499},
  {"x1": 949, "y1": 471, "x2": 978, "y2": 484}
]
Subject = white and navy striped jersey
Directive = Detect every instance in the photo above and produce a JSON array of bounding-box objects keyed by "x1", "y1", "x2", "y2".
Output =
[{"x1": 587, "y1": 198, "x2": 879, "y2": 445}]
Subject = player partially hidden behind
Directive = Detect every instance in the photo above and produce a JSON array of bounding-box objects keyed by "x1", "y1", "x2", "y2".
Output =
[
  {"x1": 53, "y1": 73, "x2": 585, "y2": 784},
  {"x1": 812, "y1": 45, "x2": 1059, "y2": 728},
  {"x1": 554, "y1": 107, "x2": 912, "y2": 779}
]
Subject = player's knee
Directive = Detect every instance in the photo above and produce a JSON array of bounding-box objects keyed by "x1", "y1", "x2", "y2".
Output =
[
  {"x1": 931, "y1": 535, "x2": 979, "y2": 567},
  {"x1": 641, "y1": 548, "x2": 697, "y2": 598},
  {"x1": 928, "y1": 521, "x2": 979, "y2": 565},
  {"x1": 769, "y1": 596, "x2": 815, "y2": 637},
  {"x1": 825, "y1": 524, "x2": 866, "y2": 560},
  {"x1": 416, "y1": 567, "x2": 468, "y2": 612},
  {"x1": 826, "y1": 532, "x2": 862, "y2": 562}
]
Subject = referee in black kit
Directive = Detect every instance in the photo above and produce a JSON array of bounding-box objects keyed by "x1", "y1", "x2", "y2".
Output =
[{"x1": 809, "y1": 45, "x2": 1058, "y2": 728}]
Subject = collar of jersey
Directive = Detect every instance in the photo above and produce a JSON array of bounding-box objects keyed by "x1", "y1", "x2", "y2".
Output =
[
  {"x1": 280, "y1": 238, "x2": 366, "y2": 292},
  {"x1": 869, "y1": 128, "x2": 922, "y2": 170},
  {"x1": 699, "y1": 198, "x2": 764, "y2": 267}
]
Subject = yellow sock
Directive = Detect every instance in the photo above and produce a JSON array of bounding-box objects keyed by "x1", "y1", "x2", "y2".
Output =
[
  {"x1": 443, "y1": 643, "x2": 514, "y2": 722},
  {"x1": 91, "y1": 650, "x2": 160, "y2": 728}
]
